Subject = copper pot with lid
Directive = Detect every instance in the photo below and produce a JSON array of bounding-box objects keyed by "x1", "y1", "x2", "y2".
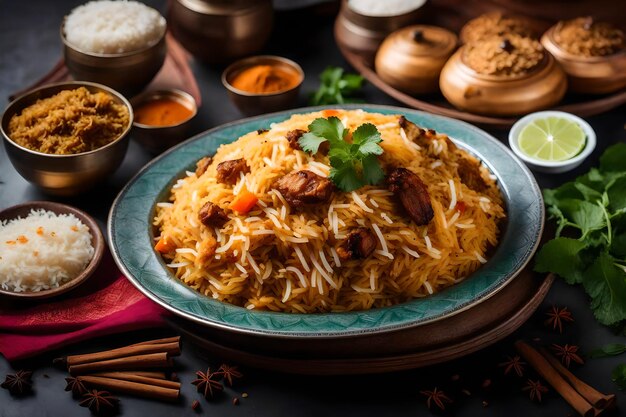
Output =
[
  {"x1": 440, "y1": 35, "x2": 567, "y2": 116},
  {"x1": 375, "y1": 25, "x2": 457, "y2": 94},
  {"x1": 169, "y1": 0, "x2": 273, "y2": 64}
]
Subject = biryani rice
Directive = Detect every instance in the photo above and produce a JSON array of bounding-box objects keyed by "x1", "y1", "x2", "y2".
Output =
[{"x1": 154, "y1": 110, "x2": 505, "y2": 313}]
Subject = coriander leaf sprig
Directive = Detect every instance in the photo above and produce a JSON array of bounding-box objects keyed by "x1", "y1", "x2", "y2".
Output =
[
  {"x1": 309, "y1": 66, "x2": 365, "y2": 106},
  {"x1": 298, "y1": 117, "x2": 384, "y2": 192}
]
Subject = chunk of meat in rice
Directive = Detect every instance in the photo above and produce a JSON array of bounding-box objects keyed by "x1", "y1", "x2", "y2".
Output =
[
  {"x1": 195, "y1": 156, "x2": 212, "y2": 176},
  {"x1": 198, "y1": 201, "x2": 229, "y2": 227},
  {"x1": 457, "y1": 157, "x2": 488, "y2": 192},
  {"x1": 216, "y1": 158, "x2": 250, "y2": 185},
  {"x1": 336, "y1": 227, "x2": 378, "y2": 261},
  {"x1": 387, "y1": 167, "x2": 434, "y2": 226},
  {"x1": 273, "y1": 170, "x2": 334, "y2": 208}
]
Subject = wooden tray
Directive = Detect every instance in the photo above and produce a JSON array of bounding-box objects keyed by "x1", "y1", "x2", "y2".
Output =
[
  {"x1": 334, "y1": 22, "x2": 626, "y2": 129},
  {"x1": 171, "y1": 269, "x2": 555, "y2": 375}
]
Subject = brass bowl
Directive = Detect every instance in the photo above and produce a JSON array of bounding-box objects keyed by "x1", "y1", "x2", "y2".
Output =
[
  {"x1": 131, "y1": 89, "x2": 198, "y2": 154},
  {"x1": 61, "y1": 23, "x2": 167, "y2": 97},
  {"x1": 334, "y1": 0, "x2": 428, "y2": 64},
  {"x1": 169, "y1": 0, "x2": 273, "y2": 64},
  {"x1": 541, "y1": 25, "x2": 626, "y2": 94},
  {"x1": 222, "y1": 55, "x2": 304, "y2": 116},
  {"x1": 0, "y1": 201, "x2": 104, "y2": 300},
  {"x1": 0, "y1": 81, "x2": 133, "y2": 196},
  {"x1": 439, "y1": 48, "x2": 567, "y2": 116},
  {"x1": 375, "y1": 25, "x2": 458, "y2": 95}
]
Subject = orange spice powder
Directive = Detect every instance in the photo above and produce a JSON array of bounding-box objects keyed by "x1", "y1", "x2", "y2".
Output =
[{"x1": 231, "y1": 65, "x2": 300, "y2": 94}]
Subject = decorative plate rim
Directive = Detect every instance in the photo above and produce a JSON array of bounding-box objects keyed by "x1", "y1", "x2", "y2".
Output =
[{"x1": 108, "y1": 104, "x2": 544, "y2": 338}]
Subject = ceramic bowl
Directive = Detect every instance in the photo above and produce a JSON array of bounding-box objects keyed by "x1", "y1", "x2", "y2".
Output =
[
  {"x1": 222, "y1": 55, "x2": 304, "y2": 116},
  {"x1": 131, "y1": 89, "x2": 198, "y2": 154},
  {"x1": 0, "y1": 81, "x2": 133, "y2": 196},
  {"x1": 61, "y1": 22, "x2": 166, "y2": 97},
  {"x1": 0, "y1": 201, "x2": 104, "y2": 300},
  {"x1": 508, "y1": 110, "x2": 596, "y2": 173}
]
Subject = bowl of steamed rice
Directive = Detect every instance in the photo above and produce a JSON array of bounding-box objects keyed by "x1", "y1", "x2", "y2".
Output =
[
  {"x1": 61, "y1": 0, "x2": 167, "y2": 96},
  {"x1": 0, "y1": 201, "x2": 104, "y2": 299}
]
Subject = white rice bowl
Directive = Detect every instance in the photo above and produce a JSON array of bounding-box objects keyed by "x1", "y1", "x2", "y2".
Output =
[{"x1": 64, "y1": 1, "x2": 166, "y2": 54}]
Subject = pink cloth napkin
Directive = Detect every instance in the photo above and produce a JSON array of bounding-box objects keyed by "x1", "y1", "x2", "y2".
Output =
[{"x1": 0, "y1": 250, "x2": 169, "y2": 362}]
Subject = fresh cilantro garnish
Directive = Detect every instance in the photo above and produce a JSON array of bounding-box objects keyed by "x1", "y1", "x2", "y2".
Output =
[
  {"x1": 298, "y1": 117, "x2": 384, "y2": 192},
  {"x1": 309, "y1": 66, "x2": 364, "y2": 106},
  {"x1": 535, "y1": 143, "x2": 626, "y2": 327}
]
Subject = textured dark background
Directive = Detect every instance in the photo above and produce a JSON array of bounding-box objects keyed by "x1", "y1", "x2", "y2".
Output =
[{"x1": 1, "y1": 1, "x2": 625, "y2": 416}]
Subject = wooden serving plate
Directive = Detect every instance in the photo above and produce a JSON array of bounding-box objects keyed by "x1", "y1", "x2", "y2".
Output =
[
  {"x1": 334, "y1": 19, "x2": 626, "y2": 129},
  {"x1": 172, "y1": 269, "x2": 554, "y2": 375}
]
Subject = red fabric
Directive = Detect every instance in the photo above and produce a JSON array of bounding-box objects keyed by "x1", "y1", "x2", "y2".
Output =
[{"x1": 0, "y1": 250, "x2": 169, "y2": 362}]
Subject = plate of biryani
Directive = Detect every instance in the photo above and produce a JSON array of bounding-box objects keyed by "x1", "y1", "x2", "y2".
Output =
[{"x1": 108, "y1": 105, "x2": 543, "y2": 336}]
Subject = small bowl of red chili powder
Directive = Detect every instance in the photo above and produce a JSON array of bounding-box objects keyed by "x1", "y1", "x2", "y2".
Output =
[
  {"x1": 222, "y1": 55, "x2": 304, "y2": 116},
  {"x1": 130, "y1": 89, "x2": 197, "y2": 153}
]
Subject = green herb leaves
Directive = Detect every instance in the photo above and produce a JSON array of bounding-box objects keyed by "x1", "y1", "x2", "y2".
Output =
[
  {"x1": 534, "y1": 143, "x2": 626, "y2": 326},
  {"x1": 309, "y1": 66, "x2": 364, "y2": 106},
  {"x1": 298, "y1": 117, "x2": 384, "y2": 192},
  {"x1": 589, "y1": 343, "x2": 626, "y2": 358}
]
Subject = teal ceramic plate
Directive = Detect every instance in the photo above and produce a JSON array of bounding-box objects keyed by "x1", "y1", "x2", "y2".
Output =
[{"x1": 108, "y1": 105, "x2": 544, "y2": 338}]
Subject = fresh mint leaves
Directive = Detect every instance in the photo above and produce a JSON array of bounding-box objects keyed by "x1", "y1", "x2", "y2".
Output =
[
  {"x1": 535, "y1": 143, "x2": 626, "y2": 326},
  {"x1": 298, "y1": 117, "x2": 384, "y2": 192}
]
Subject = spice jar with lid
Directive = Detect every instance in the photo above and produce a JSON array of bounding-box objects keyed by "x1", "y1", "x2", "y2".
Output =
[
  {"x1": 541, "y1": 17, "x2": 626, "y2": 94},
  {"x1": 334, "y1": 0, "x2": 429, "y2": 63},
  {"x1": 440, "y1": 35, "x2": 567, "y2": 116},
  {"x1": 375, "y1": 25, "x2": 457, "y2": 95},
  {"x1": 169, "y1": 0, "x2": 273, "y2": 64}
]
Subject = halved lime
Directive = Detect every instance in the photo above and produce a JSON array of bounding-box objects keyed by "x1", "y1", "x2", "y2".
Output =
[{"x1": 517, "y1": 117, "x2": 586, "y2": 162}]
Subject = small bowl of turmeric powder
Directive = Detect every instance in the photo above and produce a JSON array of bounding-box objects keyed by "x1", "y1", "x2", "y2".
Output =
[{"x1": 222, "y1": 55, "x2": 304, "y2": 116}]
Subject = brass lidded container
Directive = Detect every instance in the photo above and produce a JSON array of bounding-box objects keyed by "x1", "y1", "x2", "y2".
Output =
[
  {"x1": 375, "y1": 25, "x2": 457, "y2": 95},
  {"x1": 334, "y1": 0, "x2": 428, "y2": 63},
  {"x1": 440, "y1": 35, "x2": 567, "y2": 116},
  {"x1": 541, "y1": 17, "x2": 626, "y2": 94},
  {"x1": 169, "y1": 0, "x2": 273, "y2": 64}
]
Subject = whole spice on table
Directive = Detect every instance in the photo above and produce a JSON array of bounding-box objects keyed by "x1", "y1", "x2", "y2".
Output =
[
  {"x1": 523, "y1": 379, "x2": 549, "y2": 402},
  {"x1": 217, "y1": 364, "x2": 242, "y2": 387},
  {"x1": 309, "y1": 66, "x2": 364, "y2": 106},
  {"x1": 1, "y1": 370, "x2": 33, "y2": 395},
  {"x1": 545, "y1": 306, "x2": 575, "y2": 333},
  {"x1": 79, "y1": 390, "x2": 119, "y2": 415},
  {"x1": 499, "y1": 355, "x2": 526, "y2": 377},
  {"x1": 231, "y1": 65, "x2": 300, "y2": 94},
  {"x1": 192, "y1": 368, "x2": 223, "y2": 400},
  {"x1": 535, "y1": 143, "x2": 626, "y2": 326},
  {"x1": 420, "y1": 387, "x2": 453, "y2": 411},
  {"x1": 551, "y1": 344, "x2": 584, "y2": 368},
  {"x1": 65, "y1": 376, "x2": 88, "y2": 397}
]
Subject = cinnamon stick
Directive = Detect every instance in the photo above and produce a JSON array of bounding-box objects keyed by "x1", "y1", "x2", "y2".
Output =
[
  {"x1": 69, "y1": 353, "x2": 173, "y2": 376},
  {"x1": 131, "y1": 336, "x2": 181, "y2": 347},
  {"x1": 132, "y1": 371, "x2": 167, "y2": 380},
  {"x1": 90, "y1": 372, "x2": 181, "y2": 390},
  {"x1": 538, "y1": 347, "x2": 616, "y2": 410},
  {"x1": 62, "y1": 342, "x2": 181, "y2": 366},
  {"x1": 515, "y1": 340, "x2": 595, "y2": 417},
  {"x1": 78, "y1": 375, "x2": 179, "y2": 402}
]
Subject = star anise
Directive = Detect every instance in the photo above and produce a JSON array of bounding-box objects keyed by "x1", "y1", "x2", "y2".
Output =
[
  {"x1": 217, "y1": 364, "x2": 243, "y2": 387},
  {"x1": 420, "y1": 387, "x2": 453, "y2": 411},
  {"x1": 551, "y1": 343, "x2": 584, "y2": 368},
  {"x1": 498, "y1": 355, "x2": 526, "y2": 377},
  {"x1": 79, "y1": 390, "x2": 119, "y2": 415},
  {"x1": 192, "y1": 368, "x2": 223, "y2": 399},
  {"x1": 65, "y1": 376, "x2": 88, "y2": 397},
  {"x1": 1, "y1": 370, "x2": 33, "y2": 395},
  {"x1": 544, "y1": 306, "x2": 574, "y2": 333},
  {"x1": 522, "y1": 379, "x2": 548, "y2": 402}
]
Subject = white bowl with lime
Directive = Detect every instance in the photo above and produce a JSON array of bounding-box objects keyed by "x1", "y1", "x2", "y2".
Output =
[{"x1": 509, "y1": 111, "x2": 596, "y2": 174}]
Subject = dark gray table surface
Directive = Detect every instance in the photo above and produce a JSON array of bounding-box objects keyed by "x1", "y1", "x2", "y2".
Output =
[{"x1": 1, "y1": 1, "x2": 625, "y2": 416}]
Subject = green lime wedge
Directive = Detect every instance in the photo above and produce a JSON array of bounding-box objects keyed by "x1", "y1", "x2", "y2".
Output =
[{"x1": 518, "y1": 117, "x2": 586, "y2": 162}]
